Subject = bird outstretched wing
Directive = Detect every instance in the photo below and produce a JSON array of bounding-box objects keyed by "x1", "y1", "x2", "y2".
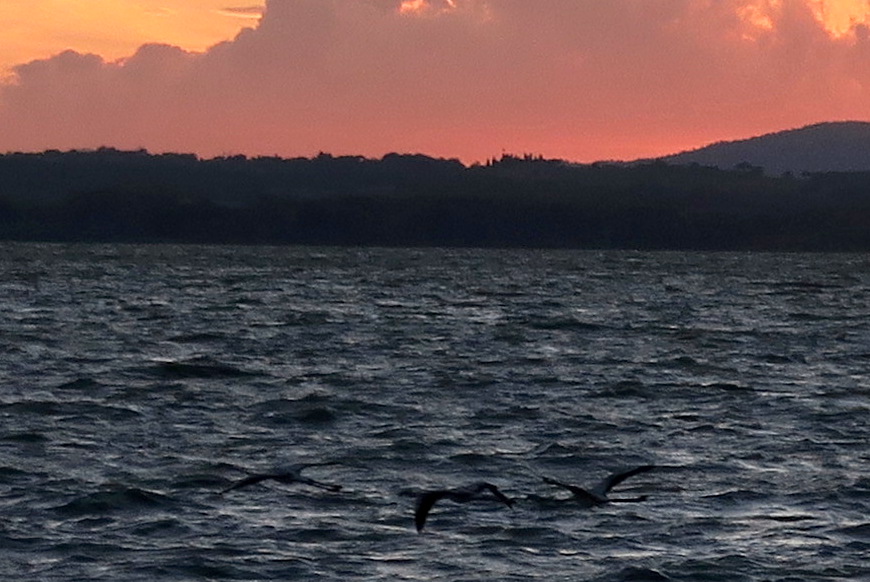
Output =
[
  {"x1": 542, "y1": 476, "x2": 598, "y2": 504},
  {"x1": 221, "y1": 473, "x2": 274, "y2": 494},
  {"x1": 596, "y1": 465, "x2": 655, "y2": 495},
  {"x1": 221, "y1": 465, "x2": 342, "y2": 494},
  {"x1": 296, "y1": 476, "x2": 342, "y2": 491},
  {"x1": 415, "y1": 491, "x2": 448, "y2": 532},
  {"x1": 479, "y1": 483, "x2": 516, "y2": 508}
]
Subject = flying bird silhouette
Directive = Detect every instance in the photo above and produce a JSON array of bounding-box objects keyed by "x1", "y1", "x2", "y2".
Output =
[
  {"x1": 221, "y1": 463, "x2": 342, "y2": 494},
  {"x1": 414, "y1": 482, "x2": 515, "y2": 532},
  {"x1": 542, "y1": 465, "x2": 655, "y2": 507}
]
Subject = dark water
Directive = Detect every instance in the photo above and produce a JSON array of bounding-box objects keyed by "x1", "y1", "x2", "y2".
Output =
[{"x1": 1, "y1": 243, "x2": 868, "y2": 581}]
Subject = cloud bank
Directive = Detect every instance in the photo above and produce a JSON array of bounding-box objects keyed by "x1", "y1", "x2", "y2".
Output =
[{"x1": 2, "y1": 0, "x2": 869, "y2": 161}]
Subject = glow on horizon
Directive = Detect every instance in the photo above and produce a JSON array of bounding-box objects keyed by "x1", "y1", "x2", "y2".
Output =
[{"x1": 2, "y1": 1, "x2": 870, "y2": 163}]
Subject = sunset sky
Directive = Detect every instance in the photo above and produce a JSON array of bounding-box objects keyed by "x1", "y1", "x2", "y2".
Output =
[{"x1": 2, "y1": 0, "x2": 870, "y2": 162}]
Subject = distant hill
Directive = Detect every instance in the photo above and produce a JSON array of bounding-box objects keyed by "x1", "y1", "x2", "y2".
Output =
[{"x1": 658, "y1": 121, "x2": 870, "y2": 175}]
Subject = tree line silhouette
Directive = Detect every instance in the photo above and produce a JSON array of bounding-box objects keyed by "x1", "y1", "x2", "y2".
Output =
[{"x1": 1, "y1": 147, "x2": 869, "y2": 250}]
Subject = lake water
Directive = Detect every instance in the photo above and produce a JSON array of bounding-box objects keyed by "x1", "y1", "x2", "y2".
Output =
[{"x1": 1, "y1": 243, "x2": 868, "y2": 581}]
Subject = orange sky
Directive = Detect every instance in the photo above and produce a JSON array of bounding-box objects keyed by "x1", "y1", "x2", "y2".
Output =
[
  {"x1": 0, "y1": 1, "x2": 264, "y2": 77},
  {"x1": 2, "y1": 0, "x2": 870, "y2": 162}
]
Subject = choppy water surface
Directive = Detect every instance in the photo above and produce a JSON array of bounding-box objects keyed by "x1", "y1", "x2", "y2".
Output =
[{"x1": 1, "y1": 243, "x2": 869, "y2": 581}]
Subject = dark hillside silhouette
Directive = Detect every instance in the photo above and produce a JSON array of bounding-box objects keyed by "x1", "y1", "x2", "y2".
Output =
[
  {"x1": 2, "y1": 148, "x2": 870, "y2": 250},
  {"x1": 659, "y1": 121, "x2": 870, "y2": 175}
]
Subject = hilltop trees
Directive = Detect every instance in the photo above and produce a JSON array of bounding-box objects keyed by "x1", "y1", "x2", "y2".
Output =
[{"x1": 1, "y1": 148, "x2": 869, "y2": 250}]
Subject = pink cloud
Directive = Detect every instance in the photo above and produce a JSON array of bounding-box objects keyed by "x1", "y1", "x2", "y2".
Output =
[{"x1": 1, "y1": 0, "x2": 869, "y2": 161}]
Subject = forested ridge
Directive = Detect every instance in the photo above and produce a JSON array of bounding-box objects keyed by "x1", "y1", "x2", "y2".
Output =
[{"x1": 2, "y1": 148, "x2": 869, "y2": 250}]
